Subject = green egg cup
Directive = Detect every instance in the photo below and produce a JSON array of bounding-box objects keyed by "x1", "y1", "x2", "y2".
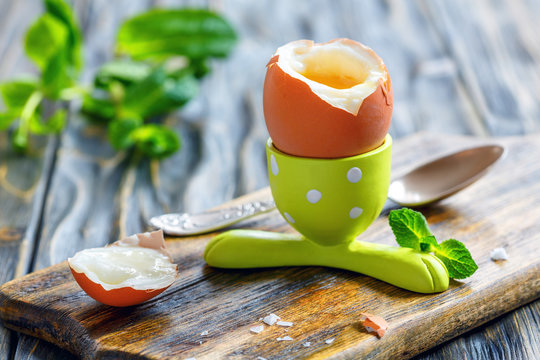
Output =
[
  {"x1": 204, "y1": 135, "x2": 449, "y2": 293},
  {"x1": 267, "y1": 134, "x2": 392, "y2": 246}
]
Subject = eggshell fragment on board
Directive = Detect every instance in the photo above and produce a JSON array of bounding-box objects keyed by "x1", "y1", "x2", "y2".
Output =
[
  {"x1": 490, "y1": 247, "x2": 508, "y2": 261},
  {"x1": 263, "y1": 313, "x2": 281, "y2": 325},
  {"x1": 250, "y1": 325, "x2": 265, "y2": 334},
  {"x1": 360, "y1": 312, "x2": 388, "y2": 338},
  {"x1": 68, "y1": 230, "x2": 178, "y2": 307}
]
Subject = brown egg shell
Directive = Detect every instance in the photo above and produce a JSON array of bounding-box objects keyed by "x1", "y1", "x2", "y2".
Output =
[
  {"x1": 263, "y1": 39, "x2": 393, "y2": 158},
  {"x1": 68, "y1": 230, "x2": 177, "y2": 307},
  {"x1": 112, "y1": 229, "x2": 173, "y2": 262},
  {"x1": 360, "y1": 312, "x2": 388, "y2": 338},
  {"x1": 70, "y1": 268, "x2": 173, "y2": 307}
]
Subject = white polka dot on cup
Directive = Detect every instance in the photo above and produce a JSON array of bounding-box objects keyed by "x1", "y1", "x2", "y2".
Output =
[
  {"x1": 307, "y1": 190, "x2": 322, "y2": 204},
  {"x1": 270, "y1": 154, "x2": 279, "y2": 175},
  {"x1": 284, "y1": 212, "x2": 295, "y2": 224},
  {"x1": 349, "y1": 207, "x2": 363, "y2": 219},
  {"x1": 347, "y1": 167, "x2": 362, "y2": 183}
]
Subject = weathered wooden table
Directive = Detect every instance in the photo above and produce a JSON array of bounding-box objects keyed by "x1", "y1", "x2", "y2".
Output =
[{"x1": 0, "y1": 0, "x2": 538, "y2": 359}]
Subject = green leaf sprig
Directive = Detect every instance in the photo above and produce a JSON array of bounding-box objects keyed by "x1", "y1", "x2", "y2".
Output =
[
  {"x1": 0, "y1": 0, "x2": 82, "y2": 152},
  {"x1": 0, "y1": 1, "x2": 237, "y2": 159},
  {"x1": 81, "y1": 8, "x2": 237, "y2": 158},
  {"x1": 389, "y1": 208, "x2": 478, "y2": 279}
]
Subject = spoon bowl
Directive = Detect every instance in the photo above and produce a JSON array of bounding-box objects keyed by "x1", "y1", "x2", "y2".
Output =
[{"x1": 387, "y1": 144, "x2": 505, "y2": 207}]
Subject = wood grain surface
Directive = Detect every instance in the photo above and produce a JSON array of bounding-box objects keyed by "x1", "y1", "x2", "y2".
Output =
[
  {"x1": 0, "y1": 133, "x2": 539, "y2": 360},
  {"x1": 1, "y1": 0, "x2": 539, "y2": 359}
]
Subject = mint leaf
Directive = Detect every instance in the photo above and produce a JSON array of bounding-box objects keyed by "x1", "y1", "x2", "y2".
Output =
[
  {"x1": 132, "y1": 124, "x2": 180, "y2": 158},
  {"x1": 94, "y1": 60, "x2": 152, "y2": 89},
  {"x1": 189, "y1": 58, "x2": 211, "y2": 79},
  {"x1": 29, "y1": 108, "x2": 66, "y2": 134},
  {"x1": 122, "y1": 67, "x2": 198, "y2": 118},
  {"x1": 45, "y1": 0, "x2": 83, "y2": 70},
  {"x1": 81, "y1": 94, "x2": 117, "y2": 122},
  {"x1": 25, "y1": 1, "x2": 81, "y2": 98},
  {"x1": 434, "y1": 239, "x2": 478, "y2": 279},
  {"x1": 108, "y1": 117, "x2": 142, "y2": 150},
  {"x1": 389, "y1": 208, "x2": 433, "y2": 250},
  {"x1": 0, "y1": 79, "x2": 39, "y2": 110},
  {"x1": 0, "y1": 112, "x2": 18, "y2": 130},
  {"x1": 419, "y1": 235, "x2": 439, "y2": 252},
  {"x1": 116, "y1": 9, "x2": 237, "y2": 60},
  {"x1": 25, "y1": 14, "x2": 68, "y2": 70},
  {"x1": 41, "y1": 48, "x2": 73, "y2": 98}
]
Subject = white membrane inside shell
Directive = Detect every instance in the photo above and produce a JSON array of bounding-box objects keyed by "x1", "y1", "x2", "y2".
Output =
[
  {"x1": 69, "y1": 246, "x2": 177, "y2": 291},
  {"x1": 275, "y1": 40, "x2": 386, "y2": 115}
]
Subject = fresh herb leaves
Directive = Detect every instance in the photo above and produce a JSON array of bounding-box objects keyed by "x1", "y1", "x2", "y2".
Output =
[
  {"x1": 388, "y1": 208, "x2": 431, "y2": 251},
  {"x1": 435, "y1": 239, "x2": 479, "y2": 279},
  {"x1": 83, "y1": 8, "x2": 236, "y2": 158},
  {"x1": 116, "y1": 9, "x2": 237, "y2": 60},
  {"x1": 389, "y1": 208, "x2": 478, "y2": 279},
  {"x1": 0, "y1": 0, "x2": 81, "y2": 152},
  {"x1": 82, "y1": 61, "x2": 200, "y2": 158},
  {"x1": 0, "y1": 1, "x2": 236, "y2": 159},
  {"x1": 44, "y1": 0, "x2": 83, "y2": 70}
]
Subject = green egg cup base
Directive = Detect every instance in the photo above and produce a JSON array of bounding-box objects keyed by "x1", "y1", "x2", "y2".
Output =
[
  {"x1": 203, "y1": 135, "x2": 449, "y2": 294},
  {"x1": 267, "y1": 135, "x2": 393, "y2": 246},
  {"x1": 204, "y1": 229, "x2": 449, "y2": 294}
]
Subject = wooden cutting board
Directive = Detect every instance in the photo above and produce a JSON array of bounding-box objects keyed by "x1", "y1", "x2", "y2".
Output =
[{"x1": 0, "y1": 133, "x2": 539, "y2": 360}]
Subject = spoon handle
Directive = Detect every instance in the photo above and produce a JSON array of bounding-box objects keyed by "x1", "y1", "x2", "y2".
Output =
[
  {"x1": 149, "y1": 200, "x2": 276, "y2": 236},
  {"x1": 150, "y1": 197, "x2": 402, "y2": 236},
  {"x1": 204, "y1": 229, "x2": 449, "y2": 293}
]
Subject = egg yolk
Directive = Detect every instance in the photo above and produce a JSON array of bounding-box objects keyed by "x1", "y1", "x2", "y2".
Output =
[
  {"x1": 274, "y1": 39, "x2": 387, "y2": 115},
  {"x1": 298, "y1": 49, "x2": 369, "y2": 89}
]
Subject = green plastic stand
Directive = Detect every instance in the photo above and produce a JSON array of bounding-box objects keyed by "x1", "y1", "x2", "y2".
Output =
[
  {"x1": 204, "y1": 230, "x2": 448, "y2": 293},
  {"x1": 204, "y1": 135, "x2": 450, "y2": 293}
]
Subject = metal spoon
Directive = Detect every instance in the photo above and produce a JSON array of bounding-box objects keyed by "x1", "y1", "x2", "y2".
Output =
[
  {"x1": 150, "y1": 144, "x2": 505, "y2": 236},
  {"x1": 387, "y1": 144, "x2": 505, "y2": 206}
]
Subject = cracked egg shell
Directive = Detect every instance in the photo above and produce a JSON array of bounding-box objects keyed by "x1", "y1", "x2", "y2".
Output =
[
  {"x1": 360, "y1": 312, "x2": 388, "y2": 338},
  {"x1": 263, "y1": 38, "x2": 393, "y2": 158},
  {"x1": 68, "y1": 230, "x2": 178, "y2": 307}
]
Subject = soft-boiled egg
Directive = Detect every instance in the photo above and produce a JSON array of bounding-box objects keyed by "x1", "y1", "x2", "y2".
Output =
[
  {"x1": 68, "y1": 230, "x2": 177, "y2": 307},
  {"x1": 263, "y1": 38, "x2": 393, "y2": 158}
]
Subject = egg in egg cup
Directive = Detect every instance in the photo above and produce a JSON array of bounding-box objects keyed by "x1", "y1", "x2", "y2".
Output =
[{"x1": 204, "y1": 39, "x2": 449, "y2": 293}]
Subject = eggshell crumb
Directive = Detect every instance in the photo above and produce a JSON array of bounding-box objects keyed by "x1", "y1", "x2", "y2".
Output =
[
  {"x1": 276, "y1": 321, "x2": 293, "y2": 327},
  {"x1": 490, "y1": 247, "x2": 508, "y2": 261},
  {"x1": 263, "y1": 313, "x2": 281, "y2": 325},
  {"x1": 250, "y1": 325, "x2": 265, "y2": 334},
  {"x1": 360, "y1": 312, "x2": 388, "y2": 338},
  {"x1": 277, "y1": 336, "x2": 293, "y2": 341}
]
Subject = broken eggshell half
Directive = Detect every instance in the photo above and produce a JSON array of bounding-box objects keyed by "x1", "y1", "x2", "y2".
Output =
[{"x1": 68, "y1": 230, "x2": 178, "y2": 307}]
